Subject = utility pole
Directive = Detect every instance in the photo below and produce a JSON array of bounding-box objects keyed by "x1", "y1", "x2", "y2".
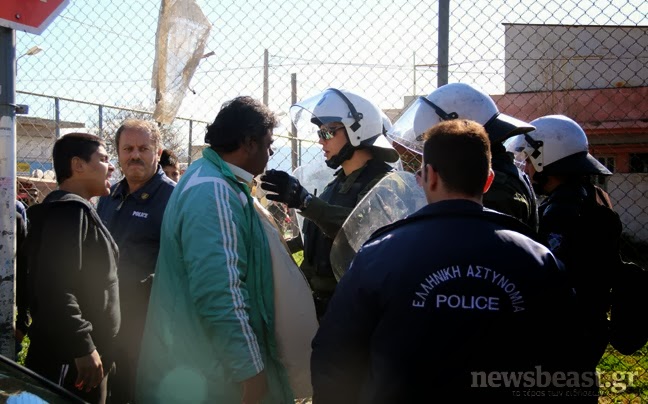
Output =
[
  {"x1": 0, "y1": 26, "x2": 17, "y2": 360},
  {"x1": 263, "y1": 49, "x2": 269, "y2": 105},
  {"x1": 438, "y1": 0, "x2": 450, "y2": 87}
]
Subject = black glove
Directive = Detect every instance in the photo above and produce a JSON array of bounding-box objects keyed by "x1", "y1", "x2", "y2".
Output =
[{"x1": 260, "y1": 169, "x2": 310, "y2": 209}]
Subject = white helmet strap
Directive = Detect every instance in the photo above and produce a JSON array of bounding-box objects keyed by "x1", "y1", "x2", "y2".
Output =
[
  {"x1": 328, "y1": 88, "x2": 363, "y2": 132},
  {"x1": 524, "y1": 134, "x2": 543, "y2": 160},
  {"x1": 420, "y1": 96, "x2": 459, "y2": 121},
  {"x1": 415, "y1": 96, "x2": 459, "y2": 141}
]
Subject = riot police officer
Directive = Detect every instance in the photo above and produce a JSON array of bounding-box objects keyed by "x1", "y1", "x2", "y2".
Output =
[
  {"x1": 511, "y1": 114, "x2": 618, "y2": 401},
  {"x1": 388, "y1": 82, "x2": 539, "y2": 230},
  {"x1": 260, "y1": 88, "x2": 399, "y2": 318}
]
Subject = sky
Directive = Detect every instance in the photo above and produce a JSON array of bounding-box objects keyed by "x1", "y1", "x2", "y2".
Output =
[{"x1": 13, "y1": 0, "x2": 648, "y2": 164}]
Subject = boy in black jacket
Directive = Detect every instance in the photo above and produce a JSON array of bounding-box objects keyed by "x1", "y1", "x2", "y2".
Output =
[{"x1": 24, "y1": 133, "x2": 120, "y2": 404}]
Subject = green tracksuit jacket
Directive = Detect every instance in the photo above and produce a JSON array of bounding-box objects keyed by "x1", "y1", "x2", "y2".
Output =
[{"x1": 136, "y1": 148, "x2": 292, "y2": 403}]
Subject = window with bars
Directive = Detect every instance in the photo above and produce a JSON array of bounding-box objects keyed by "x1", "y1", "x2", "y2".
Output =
[{"x1": 630, "y1": 154, "x2": 648, "y2": 174}]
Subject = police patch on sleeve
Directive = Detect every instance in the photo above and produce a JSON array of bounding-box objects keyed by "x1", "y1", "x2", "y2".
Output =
[{"x1": 547, "y1": 232, "x2": 563, "y2": 253}]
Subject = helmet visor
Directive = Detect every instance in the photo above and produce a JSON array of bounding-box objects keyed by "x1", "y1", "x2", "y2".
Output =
[
  {"x1": 387, "y1": 97, "x2": 444, "y2": 155},
  {"x1": 289, "y1": 89, "x2": 355, "y2": 143}
]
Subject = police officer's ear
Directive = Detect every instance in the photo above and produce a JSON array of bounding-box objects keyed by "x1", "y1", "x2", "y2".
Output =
[
  {"x1": 156, "y1": 147, "x2": 163, "y2": 163},
  {"x1": 483, "y1": 169, "x2": 495, "y2": 194},
  {"x1": 422, "y1": 164, "x2": 437, "y2": 190}
]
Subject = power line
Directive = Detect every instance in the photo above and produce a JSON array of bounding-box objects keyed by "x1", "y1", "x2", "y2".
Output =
[
  {"x1": 18, "y1": 78, "x2": 151, "y2": 84},
  {"x1": 60, "y1": 16, "x2": 154, "y2": 45}
]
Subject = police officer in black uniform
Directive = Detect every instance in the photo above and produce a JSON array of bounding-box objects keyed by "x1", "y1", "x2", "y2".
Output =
[
  {"x1": 514, "y1": 115, "x2": 622, "y2": 401},
  {"x1": 312, "y1": 120, "x2": 577, "y2": 403},
  {"x1": 260, "y1": 88, "x2": 400, "y2": 319},
  {"x1": 96, "y1": 120, "x2": 175, "y2": 403}
]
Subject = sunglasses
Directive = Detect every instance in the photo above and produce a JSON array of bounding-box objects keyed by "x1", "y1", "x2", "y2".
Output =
[{"x1": 317, "y1": 126, "x2": 345, "y2": 141}]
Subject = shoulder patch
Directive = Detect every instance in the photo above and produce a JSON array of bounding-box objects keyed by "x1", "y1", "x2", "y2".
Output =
[{"x1": 547, "y1": 232, "x2": 563, "y2": 252}]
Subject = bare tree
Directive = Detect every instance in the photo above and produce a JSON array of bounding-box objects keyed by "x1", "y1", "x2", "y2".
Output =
[{"x1": 88, "y1": 105, "x2": 188, "y2": 161}]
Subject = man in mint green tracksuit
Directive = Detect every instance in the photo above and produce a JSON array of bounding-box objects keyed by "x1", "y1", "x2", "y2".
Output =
[{"x1": 136, "y1": 97, "x2": 293, "y2": 403}]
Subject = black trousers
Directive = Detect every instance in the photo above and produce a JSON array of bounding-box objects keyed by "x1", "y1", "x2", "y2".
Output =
[
  {"x1": 26, "y1": 349, "x2": 109, "y2": 404},
  {"x1": 108, "y1": 289, "x2": 149, "y2": 404}
]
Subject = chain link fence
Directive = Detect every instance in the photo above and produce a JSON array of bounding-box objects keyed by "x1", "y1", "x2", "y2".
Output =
[{"x1": 13, "y1": 0, "x2": 648, "y2": 400}]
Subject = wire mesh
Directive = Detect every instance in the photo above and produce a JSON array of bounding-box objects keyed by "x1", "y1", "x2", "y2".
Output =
[{"x1": 13, "y1": 0, "x2": 648, "y2": 400}]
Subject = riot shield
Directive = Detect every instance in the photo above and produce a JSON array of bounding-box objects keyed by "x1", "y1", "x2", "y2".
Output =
[
  {"x1": 292, "y1": 156, "x2": 335, "y2": 237},
  {"x1": 330, "y1": 171, "x2": 426, "y2": 281}
]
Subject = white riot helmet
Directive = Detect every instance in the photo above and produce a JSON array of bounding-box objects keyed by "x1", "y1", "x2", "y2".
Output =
[
  {"x1": 290, "y1": 88, "x2": 399, "y2": 168},
  {"x1": 380, "y1": 110, "x2": 393, "y2": 135},
  {"x1": 388, "y1": 83, "x2": 535, "y2": 154},
  {"x1": 522, "y1": 115, "x2": 611, "y2": 176},
  {"x1": 504, "y1": 133, "x2": 542, "y2": 172}
]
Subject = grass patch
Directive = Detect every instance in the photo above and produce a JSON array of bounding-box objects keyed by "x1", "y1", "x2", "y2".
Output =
[
  {"x1": 597, "y1": 344, "x2": 648, "y2": 402},
  {"x1": 293, "y1": 251, "x2": 304, "y2": 266}
]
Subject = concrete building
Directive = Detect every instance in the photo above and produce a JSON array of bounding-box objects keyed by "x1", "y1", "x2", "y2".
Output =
[
  {"x1": 499, "y1": 23, "x2": 648, "y2": 174},
  {"x1": 16, "y1": 116, "x2": 85, "y2": 176},
  {"x1": 496, "y1": 23, "x2": 648, "y2": 242},
  {"x1": 503, "y1": 24, "x2": 648, "y2": 93}
]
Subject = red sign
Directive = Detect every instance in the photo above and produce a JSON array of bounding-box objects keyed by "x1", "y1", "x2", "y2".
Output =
[{"x1": 0, "y1": 0, "x2": 70, "y2": 35}]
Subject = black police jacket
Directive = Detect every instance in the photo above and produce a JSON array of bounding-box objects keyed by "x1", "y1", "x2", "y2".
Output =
[
  {"x1": 97, "y1": 166, "x2": 175, "y2": 303},
  {"x1": 485, "y1": 148, "x2": 539, "y2": 231},
  {"x1": 312, "y1": 199, "x2": 580, "y2": 404},
  {"x1": 538, "y1": 181, "x2": 621, "y2": 369}
]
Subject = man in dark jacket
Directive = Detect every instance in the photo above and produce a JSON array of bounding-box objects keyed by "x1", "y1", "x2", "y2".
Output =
[
  {"x1": 96, "y1": 119, "x2": 175, "y2": 403},
  {"x1": 24, "y1": 133, "x2": 120, "y2": 404},
  {"x1": 312, "y1": 120, "x2": 577, "y2": 403}
]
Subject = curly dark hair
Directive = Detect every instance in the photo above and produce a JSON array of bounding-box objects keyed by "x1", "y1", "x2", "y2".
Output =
[{"x1": 204, "y1": 96, "x2": 277, "y2": 153}]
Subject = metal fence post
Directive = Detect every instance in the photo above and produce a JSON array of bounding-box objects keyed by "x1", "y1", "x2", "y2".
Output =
[
  {"x1": 291, "y1": 73, "x2": 298, "y2": 171},
  {"x1": 438, "y1": 0, "x2": 450, "y2": 87},
  {"x1": 188, "y1": 119, "x2": 193, "y2": 165},
  {"x1": 98, "y1": 104, "x2": 104, "y2": 138},
  {"x1": 54, "y1": 97, "x2": 61, "y2": 138},
  {"x1": 263, "y1": 49, "x2": 269, "y2": 106}
]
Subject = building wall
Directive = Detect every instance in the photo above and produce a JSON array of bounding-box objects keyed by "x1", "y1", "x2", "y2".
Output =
[
  {"x1": 609, "y1": 173, "x2": 648, "y2": 243},
  {"x1": 16, "y1": 128, "x2": 55, "y2": 176},
  {"x1": 504, "y1": 24, "x2": 648, "y2": 93},
  {"x1": 16, "y1": 117, "x2": 85, "y2": 176}
]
